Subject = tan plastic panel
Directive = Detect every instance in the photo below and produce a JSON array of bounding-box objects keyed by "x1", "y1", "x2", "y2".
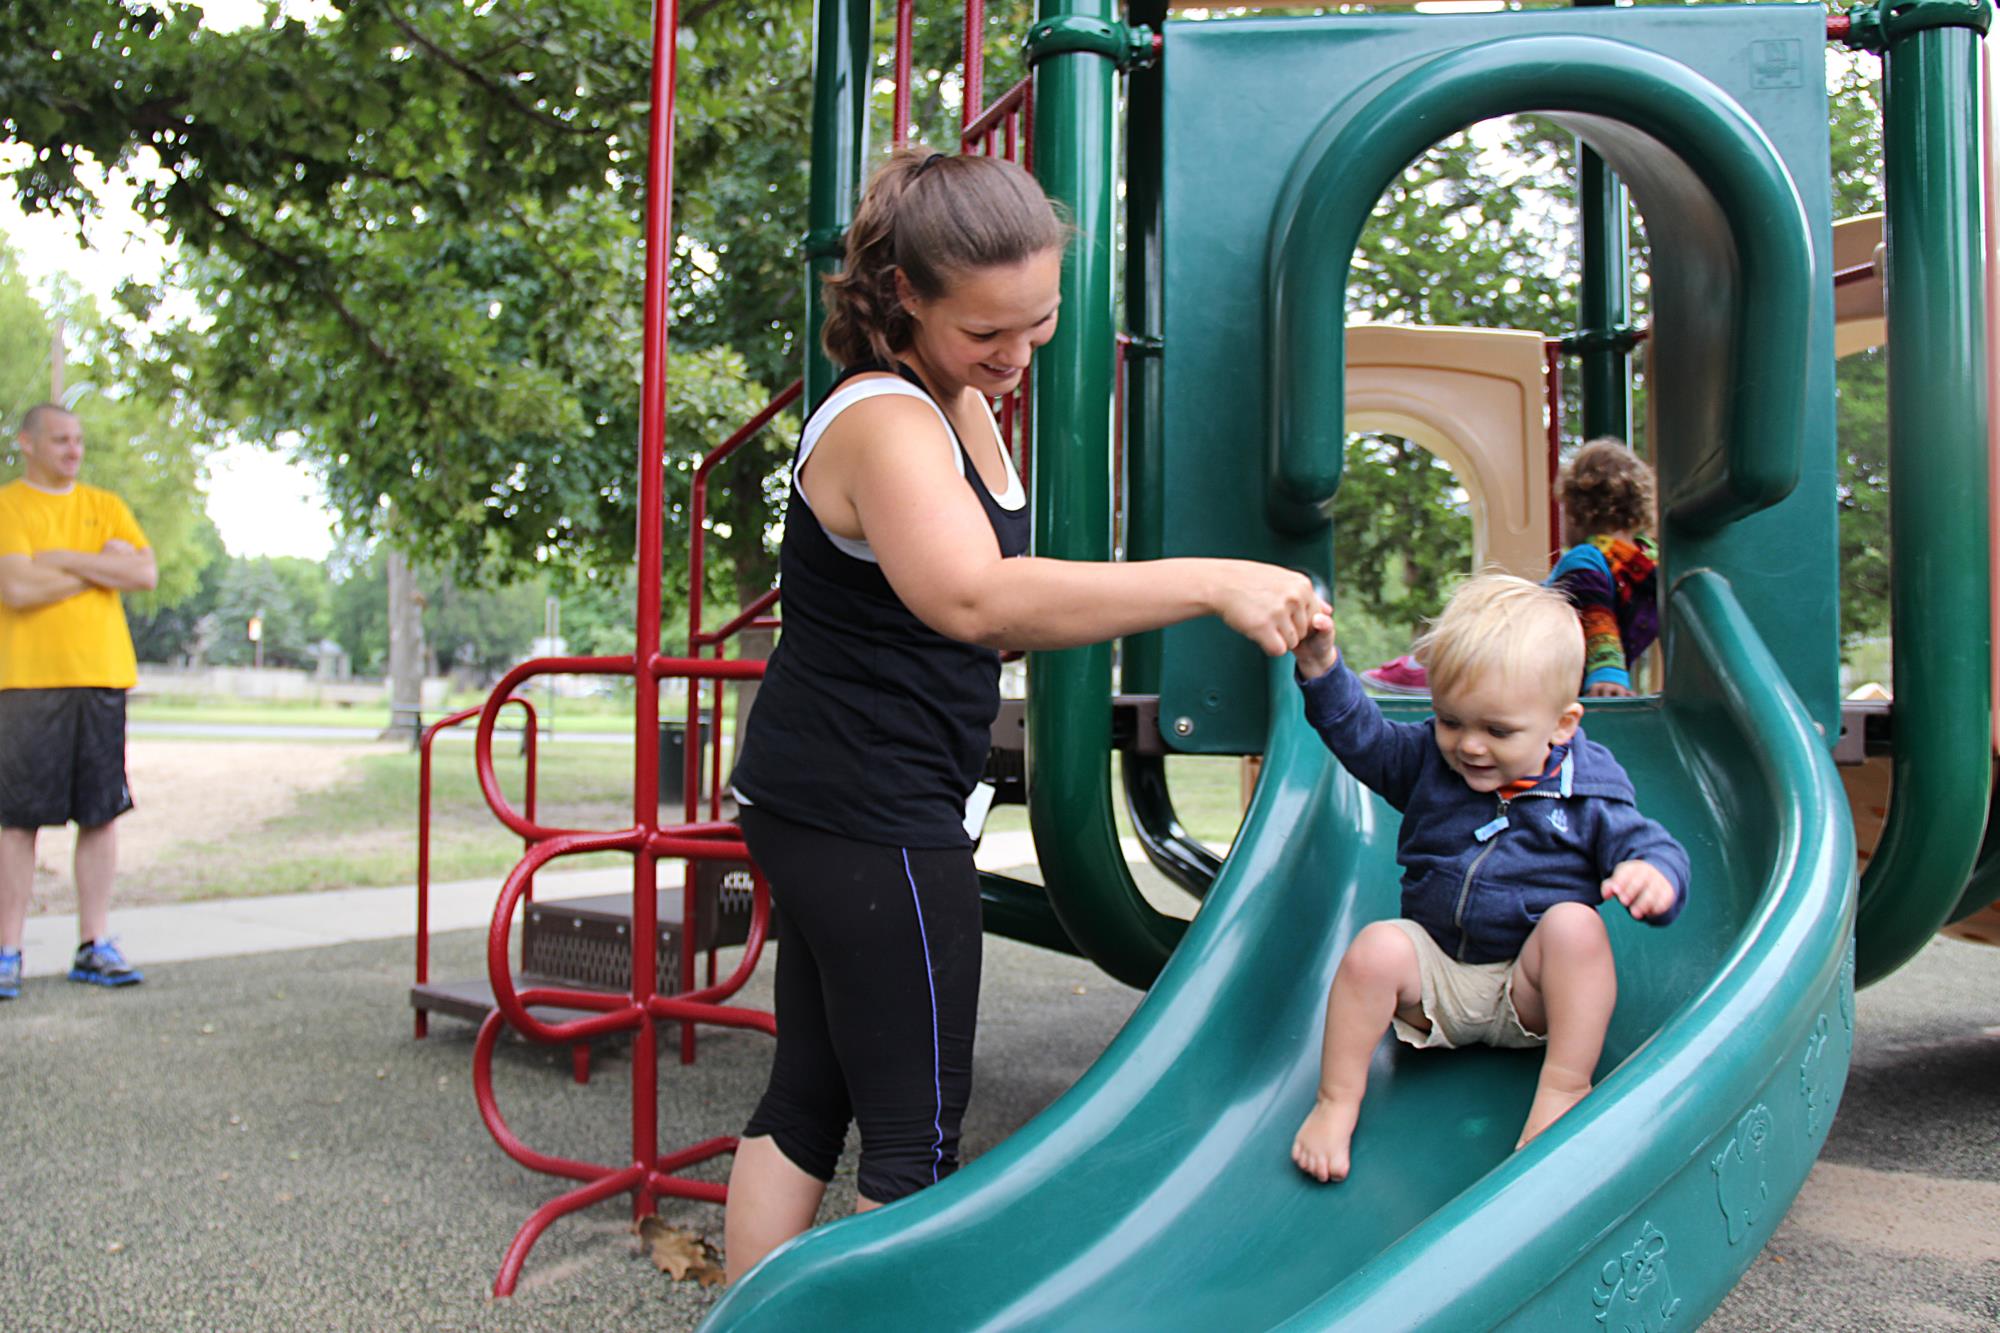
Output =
[
  {"x1": 1346, "y1": 324, "x2": 1552, "y2": 579},
  {"x1": 1832, "y1": 212, "x2": 1885, "y2": 357}
]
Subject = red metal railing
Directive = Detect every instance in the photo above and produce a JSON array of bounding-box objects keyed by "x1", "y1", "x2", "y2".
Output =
[
  {"x1": 413, "y1": 696, "x2": 537, "y2": 1041},
  {"x1": 458, "y1": 0, "x2": 1038, "y2": 1296},
  {"x1": 460, "y1": 0, "x2": 777, "y2": 1296},
  {"x1": 964, "y1": 75, "x2": 1037, "y2": 479},
  {"x1": 676, "y1": 377, "x2": 801, "y2": 1061},
  {"x1": 894, "y1": 0, "x2": 916, "y2": 144},
  {"x1": 471, "y1": 653, "x2": 776, "y2": 1296}
]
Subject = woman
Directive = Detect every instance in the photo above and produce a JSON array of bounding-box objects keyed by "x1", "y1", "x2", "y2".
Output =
[{"x1": 725, "y1": 147, "x2": 1326, "y2": 1280}]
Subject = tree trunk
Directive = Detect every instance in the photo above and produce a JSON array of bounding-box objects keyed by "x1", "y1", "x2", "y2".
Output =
[{"x1": 382, "y1": 548, "x2": 426, "y2": 745}]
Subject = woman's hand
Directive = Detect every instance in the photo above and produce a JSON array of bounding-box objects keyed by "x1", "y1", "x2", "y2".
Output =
[{"x1": 1208, "y1": 563, "x2": 1331, "y2": 657}]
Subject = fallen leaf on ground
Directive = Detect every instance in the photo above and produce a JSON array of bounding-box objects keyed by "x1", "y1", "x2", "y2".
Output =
[{"x1": 634, "y1": 1215, "x2": 725, "y2": 1286}]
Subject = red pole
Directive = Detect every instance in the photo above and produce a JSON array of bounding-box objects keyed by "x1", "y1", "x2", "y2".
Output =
[
  {"x1": 415, "y1": 735, "x2": 432, "y2": 1039},
  {"x1": 518, "y1": 698, "x2": 538, "y2": 905},
  {"x1": 894, "y1": 0, "x2": 915, "y2": 146},
  {"x1": 631, "y1": 0, "x2": 682, "y2": 1227},
  {"x1": 963, "y1": 0, "x2": 985, "y2": 133}
]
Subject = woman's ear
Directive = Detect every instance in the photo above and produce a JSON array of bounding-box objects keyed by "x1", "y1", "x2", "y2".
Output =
[{"x1": 891, "y1": 267, "x2": 919, "y2": 316}]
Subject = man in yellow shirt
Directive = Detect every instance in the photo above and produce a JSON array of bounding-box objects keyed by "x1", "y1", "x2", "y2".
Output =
[{"x1": 0, "y1": 404, "x2": 158, "y2": 999}]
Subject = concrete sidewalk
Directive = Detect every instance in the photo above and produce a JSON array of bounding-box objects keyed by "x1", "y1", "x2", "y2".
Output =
[{"x1": 17, "y1": 829, "x2": 1159, "y2": 978}]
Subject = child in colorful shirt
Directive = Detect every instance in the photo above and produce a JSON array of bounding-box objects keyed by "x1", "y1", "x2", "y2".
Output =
[
  {"x1": 1290, "y1": 574, "x2": 1689, "y2": 1183},
  {"x1": 1360, "y1": 437, "x2": 1660, "y2": 698},
  {"x1": 1548, "y1": 437, "x2": 1659, "y2": 698}
]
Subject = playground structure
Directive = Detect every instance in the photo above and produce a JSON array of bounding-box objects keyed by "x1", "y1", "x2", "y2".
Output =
[{"x1": 411, "y1": 0, "x2": 1994, "y2": 1324}]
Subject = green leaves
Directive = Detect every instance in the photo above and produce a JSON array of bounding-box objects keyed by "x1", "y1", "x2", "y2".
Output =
[{"x1": 7, "y1": 0, "x2": 809, "y2": 603}]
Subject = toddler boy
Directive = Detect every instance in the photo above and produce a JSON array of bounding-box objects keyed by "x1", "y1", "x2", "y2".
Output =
[{"x1": 1290, "y1": 574, "x2": 1688, "y2": 1183}]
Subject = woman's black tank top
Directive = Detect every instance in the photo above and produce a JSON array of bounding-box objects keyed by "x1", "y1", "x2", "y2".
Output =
[{"x1": 731, "y1": 363, "x2": 1031, "y2": 848}]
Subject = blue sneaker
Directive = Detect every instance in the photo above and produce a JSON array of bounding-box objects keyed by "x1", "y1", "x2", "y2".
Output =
[
  {"x1": 69, "y1": 938, "x2": 143, "y2": 988},
  {"x1": 0, "y1": 948, "x2": 19, "y2": 1000}
]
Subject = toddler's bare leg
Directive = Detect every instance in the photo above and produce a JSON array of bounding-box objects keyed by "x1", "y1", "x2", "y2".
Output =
[
  {"x1": 1292, "y1": 922, "x2": 1426, "y2": 1183},
  {"x1": 1508, "y1": 901, "x2": 1615, "y2": 1148}
]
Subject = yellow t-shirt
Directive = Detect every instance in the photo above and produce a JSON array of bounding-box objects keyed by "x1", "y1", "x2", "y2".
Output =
[{"x1": 0, "y1": 479, "x2": 149, "y2": 690}]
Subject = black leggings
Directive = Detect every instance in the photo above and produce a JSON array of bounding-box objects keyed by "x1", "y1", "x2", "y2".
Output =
[{"x1": 738, "y1": 806, "x2": 982, "y2": 1204}]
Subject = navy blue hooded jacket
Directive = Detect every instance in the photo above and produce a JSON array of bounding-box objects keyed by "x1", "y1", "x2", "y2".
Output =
[{"x1": 1300, "y1": 658, "x2": 1690, "y2": 964}]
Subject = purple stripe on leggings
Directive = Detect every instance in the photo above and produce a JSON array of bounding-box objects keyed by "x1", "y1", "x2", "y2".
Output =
[{"x1": 899, "y1": 848, "x2": 945, "y2": 1183}]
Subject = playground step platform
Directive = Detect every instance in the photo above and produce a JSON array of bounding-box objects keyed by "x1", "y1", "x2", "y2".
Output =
[
  {"x1": 412, "y1": 859, "x2": 757, "y2": 1058},
  {"x1": 409, "y1": 973, "x2": 609, "y2": 1028}
]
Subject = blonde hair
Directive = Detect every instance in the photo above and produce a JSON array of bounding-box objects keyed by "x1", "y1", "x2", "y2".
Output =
[
  {"x1": 820, "y1": 148, "x2": 1070, "y2": 369},
  {"x1": 1559, "y1": 437, "x2": 1656, "y2": 538},
  {"x1": 1413, "y1": 574, "x2": 1584, "y2": 705}
]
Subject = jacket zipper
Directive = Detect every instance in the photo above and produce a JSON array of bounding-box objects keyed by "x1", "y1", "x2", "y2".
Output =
[{"x1": 1453, "y1": 797, "x2": 1508, "y2": 961}]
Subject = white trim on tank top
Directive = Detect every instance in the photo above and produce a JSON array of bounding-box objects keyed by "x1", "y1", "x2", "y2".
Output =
[{"x1": 791, "y1": 377, "x2": 1026, "y2": 564}]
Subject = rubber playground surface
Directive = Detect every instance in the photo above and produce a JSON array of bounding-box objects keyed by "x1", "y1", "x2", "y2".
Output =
[{"x1": 3, "y1": 922, "x2": 1996, "y2": 1330}]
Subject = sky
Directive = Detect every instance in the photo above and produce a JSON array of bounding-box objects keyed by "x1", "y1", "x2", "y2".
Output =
[{"x1": 4, "y1": 0, "x2": 339, "y2": 564}]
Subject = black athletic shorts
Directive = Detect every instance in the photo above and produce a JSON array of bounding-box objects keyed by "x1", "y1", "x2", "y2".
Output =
[{"x1": 0, "y1": 687, "x2": 134, "y2": 829}]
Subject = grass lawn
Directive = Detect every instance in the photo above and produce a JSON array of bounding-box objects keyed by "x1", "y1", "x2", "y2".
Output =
[
  {"x1": 147, "y1": 728, "x2": 1252, "y2": 903},
  {"x1": 983, "y1": 753, "x2": 1251, "y2": 851},
  {"x1": 153, "y1": 741, "x2": 645, "y2": 901},
  {"x1": 129, "y1": 692, "x2": 705, "y2": 735}
]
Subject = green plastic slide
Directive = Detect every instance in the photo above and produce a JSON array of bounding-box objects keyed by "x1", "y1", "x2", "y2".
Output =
[{"x1": 701, "y1": 570, "x2": 1855, "y2": 1330}]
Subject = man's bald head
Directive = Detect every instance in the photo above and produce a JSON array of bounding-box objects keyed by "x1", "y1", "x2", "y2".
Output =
[
  {"x1": 19, "y1": 403, "x2": 78, "y2": 439},
  {"x1": 16, "y1": 403, "x2": 84, "y2": 489}
]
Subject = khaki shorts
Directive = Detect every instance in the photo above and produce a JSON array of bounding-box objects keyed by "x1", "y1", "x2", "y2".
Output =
[{"x1": 1383, "y1": 918, "x2": 1545, "y2": 1051}]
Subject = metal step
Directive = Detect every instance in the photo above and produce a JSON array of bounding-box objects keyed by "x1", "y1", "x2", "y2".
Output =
[
  {"x1": 411, "y1": 858, "x2": 757, "y2": 1039},
  {"x1": 409, "y1": 973, "x2": 610, "y2": 1027}
]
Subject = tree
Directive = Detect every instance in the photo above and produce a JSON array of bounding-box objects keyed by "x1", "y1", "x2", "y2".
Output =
[
  {"x1": 126, "y1": 510, "x2": 226, "y2": 662},
  {"x1": 4, "y1": 0, "x2": 807, "y2": 614},
  {"x1": 202, "y1": 555, "x2": 330, "y2": 667}
]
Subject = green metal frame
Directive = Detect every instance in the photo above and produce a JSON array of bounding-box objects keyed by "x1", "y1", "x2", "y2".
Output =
[
  {"x1": 1025, "y1": 0, "x2": 1186, "y2": 989},
  {"x1": 803, "y1": 0, "x2": 874, "y2": 407},
  {"x1": 1852, "y1": 9, "x2": 1994, "y2": 985},
  {"x1": 1572, "y1": 0, "x2": 1632, "y2": 447},
  {"x1": 1269, "y1": 35, "x2": 1813, "y2": 540},
  {"x1": 1118, "y1": 0, "x2": 1221, "y2": 899}
]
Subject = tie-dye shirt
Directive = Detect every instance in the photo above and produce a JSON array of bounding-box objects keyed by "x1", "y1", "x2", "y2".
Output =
[{"x1": 1546, "y1": 535, "x2": 1659, "y2": 691}]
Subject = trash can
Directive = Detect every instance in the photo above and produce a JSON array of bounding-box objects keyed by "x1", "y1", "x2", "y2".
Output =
[{"x1": 659, "y1": 717, "x2": 715, "y2": 807}]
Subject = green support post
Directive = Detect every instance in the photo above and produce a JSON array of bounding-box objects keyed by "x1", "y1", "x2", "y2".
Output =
[
  {"x1": 1573, "y1": 0, "x2": 1631, "y2": 445},
  {"x1": 1121, "y1": 0, "x2": 1167, "y2": 695},
  {"x1": 1027, "y1": 0, "x2": 1185, "y2": 989},
  {"x1": 1577, "y1": 150, "x2": 1633, "y2": 443},
  {"x1": 803, "y1": 0, "x2": 874, "y2": 407},
  {"x1": 1852, "y1": 2, "x2": 1994, "y2": 985},
  {"x1": 1115, "y1": 0, "x2": 1220, "y2": 898}
]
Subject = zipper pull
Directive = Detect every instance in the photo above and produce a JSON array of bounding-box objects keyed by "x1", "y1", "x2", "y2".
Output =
[{"x1": 1474, "y1": 801, "x2": 1510, "y2": 843}]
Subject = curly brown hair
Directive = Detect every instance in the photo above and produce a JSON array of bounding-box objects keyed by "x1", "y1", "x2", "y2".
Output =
[
  {"x1": 1558, "y1": 437, "x2": 1656, "y2": 539},
  {"x1": 820, "y1": 148, "x2": 1069, "y2": 369}
]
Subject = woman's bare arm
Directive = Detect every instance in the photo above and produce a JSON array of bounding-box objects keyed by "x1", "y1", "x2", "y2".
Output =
[{"x1": 817, "y1": 395, "x2": 1324, "y2": 654}]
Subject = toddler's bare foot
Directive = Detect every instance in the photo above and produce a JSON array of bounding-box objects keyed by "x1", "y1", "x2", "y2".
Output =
[
  {"x1": 1292, "y1": 1095, "x2": 1360, "y2": 1183},
  {"x1": 1516, "y1": 1076, "x2": 1591, "y2": 1149}
]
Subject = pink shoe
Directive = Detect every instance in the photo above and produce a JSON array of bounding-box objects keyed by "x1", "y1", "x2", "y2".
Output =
[{"x1": 1361, "y1": 654, "x2": 1430, "y2": 695}]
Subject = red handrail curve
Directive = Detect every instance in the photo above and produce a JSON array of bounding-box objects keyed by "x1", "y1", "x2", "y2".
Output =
[{"x1": 415, "y1": 695, "x2": 536, "y2": 1039}]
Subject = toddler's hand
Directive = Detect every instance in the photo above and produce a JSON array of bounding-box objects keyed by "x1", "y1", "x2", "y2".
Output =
[
  {"x1": 1294, "y1": 617, "x2": 1338, "y2": 681},
  {"x1": 1601, "y1": 860, "x2": 1676, "y2": 920}
]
